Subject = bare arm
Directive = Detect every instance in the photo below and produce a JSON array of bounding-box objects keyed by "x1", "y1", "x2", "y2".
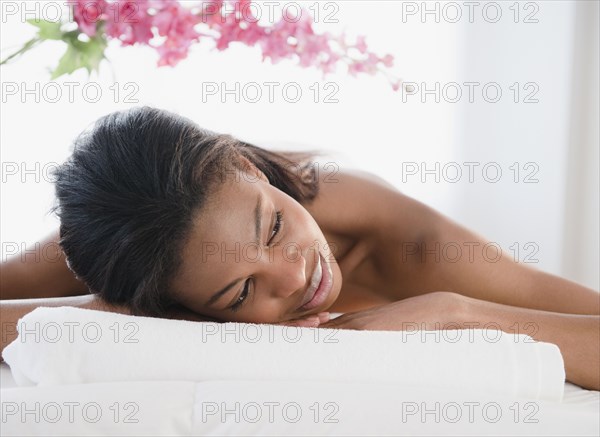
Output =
[
  {"x1": 311, "y1": 169, "x2": 600, "y2": 315},
  {"x1": 410, "y1": 207, "x2": 600, "y2": 315},
  {"x1": 0, "y1": 230, "x2": 87, "y2": 300}
]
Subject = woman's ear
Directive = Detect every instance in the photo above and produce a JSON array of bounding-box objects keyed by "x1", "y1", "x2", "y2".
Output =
[{"x1": 238, "y1": 156, "x2": 269, "y2": 183}]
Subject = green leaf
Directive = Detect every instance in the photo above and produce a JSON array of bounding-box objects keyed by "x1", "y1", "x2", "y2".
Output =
[
  {"x1": 3, "y1": 19, "x2": 107, "y2": 79},
  {"x1": 51, "y1": 43, "x2": 81, "y2": 79},
  {"x1": 26, "y1": 19, "x2": 63, "y2": 40},
  {"x1": 1, "y1": 20, "x2": 62, "y2": 66},
  {"x1": 51, "y1": 35, "x2": 107, "y2": 80}
]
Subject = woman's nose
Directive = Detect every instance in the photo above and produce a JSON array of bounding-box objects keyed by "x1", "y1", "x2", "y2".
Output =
[{"x1": 267, "y1": 244, "x2": 307, "y2": 298}]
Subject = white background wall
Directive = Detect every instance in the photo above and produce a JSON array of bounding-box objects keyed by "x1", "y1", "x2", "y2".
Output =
[{"x1": 1, "y1": 1, "x2": 598, "y2": 289}]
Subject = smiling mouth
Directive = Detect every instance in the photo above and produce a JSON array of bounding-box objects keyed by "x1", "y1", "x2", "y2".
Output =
[{"x1": 297, "y1": 251, "x2": 333, "y2": 312}]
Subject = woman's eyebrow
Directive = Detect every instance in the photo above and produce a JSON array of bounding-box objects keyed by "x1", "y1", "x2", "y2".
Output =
[
  {"x1": 254, "y1": 193, "x2": 263, "y2": 245},
  {"x1": 206, "y1": 193, "x2": 263, "y2": 307}
]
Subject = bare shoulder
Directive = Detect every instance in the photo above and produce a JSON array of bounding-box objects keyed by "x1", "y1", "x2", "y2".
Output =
[
  {"x1": 304, "y1": 164, "x2": 439, "y2": 241},
  {"x1": 303, "y1": 166, "x2": 391, "y2": 237}
]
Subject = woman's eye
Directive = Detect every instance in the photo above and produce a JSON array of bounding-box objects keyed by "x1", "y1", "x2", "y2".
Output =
[
  {"x1": 268, "y1": 210, "x2": 284, "y2": 245},
  {"x1": 230, "y1": 210, "x2": 283, "y2": 313},
  {"x1": 230, "y1": 279, "x2": 250, "y2": 312}
]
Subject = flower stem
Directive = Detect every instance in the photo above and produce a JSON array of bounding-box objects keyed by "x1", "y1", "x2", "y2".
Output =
[{"x1": 0, "y1": 37, "x2": 42, "y2": 66}]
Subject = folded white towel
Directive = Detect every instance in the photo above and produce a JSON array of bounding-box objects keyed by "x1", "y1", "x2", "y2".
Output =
[{"x1": 3, "y1": 307, "x2": 565, "y2": 401}]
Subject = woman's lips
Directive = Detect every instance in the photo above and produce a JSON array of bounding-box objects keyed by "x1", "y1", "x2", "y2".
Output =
[{"x1": 299, "y1": 252, "x2": 333, "y2": 311}]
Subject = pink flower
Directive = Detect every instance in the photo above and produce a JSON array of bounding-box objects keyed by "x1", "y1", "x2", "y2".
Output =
[
  {"x1": 105, "y1": 0, "x2": 154, "y2": 45},
  {"x1": 214, "y1": 14, "x2": 265, "y2": 50},
  {"x1": 355, "y1": 35, "x2": 368, "y2": 54},
  {"x1": 382, "y1": 54, "x2": 394, "y2": 68},
  {"x1": 156, "y1": 40, "x2": 194, "y2": 67},
  {"x1": 64, "y1": 0, "x2": 400, "y2": 89},
  {"x1": 69, "y1": 0, "x2": 107, "y2": 37},
  {"x1": 259, "y1": 12, "x2": 324, "y2": 66},
  {"x1": 197, "y1": 0, "x2": 225, "y2": 26},
  {"x1": 151, "y1": 0, "x2": 202, "y2": 66}
]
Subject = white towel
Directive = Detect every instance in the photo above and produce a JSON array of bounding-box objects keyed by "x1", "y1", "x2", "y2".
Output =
[{"x1": 3, "y1": 307, "x2": 565, "y2": 401}]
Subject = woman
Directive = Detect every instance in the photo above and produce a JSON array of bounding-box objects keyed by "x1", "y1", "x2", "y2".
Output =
[{"x1": 1, "y1": 106, "x2": 599, "y2": 390}]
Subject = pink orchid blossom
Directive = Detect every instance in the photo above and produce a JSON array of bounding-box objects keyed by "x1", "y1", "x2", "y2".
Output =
[
  {"x1": 70, "y1": 0, "x2": 108, "y2": 37},
  {"x1": 105, "y1": 0, "x2": 154, "y2": 45},
  {"x1": 67, "y1": 0, "x2": 401, "y2": 90}
]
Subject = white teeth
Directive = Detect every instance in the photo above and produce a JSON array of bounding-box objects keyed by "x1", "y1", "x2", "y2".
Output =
[
  {"x1": 300, "y1": 254, "x2": 323, "y2": 308},
  {"x1": 310, "y1": 256, "x2": 323, "y2": 294}
]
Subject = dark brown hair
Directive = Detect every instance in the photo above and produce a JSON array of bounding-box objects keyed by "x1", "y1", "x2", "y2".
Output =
[{"x1": 52, "y1": 106, "x2": 321, "y2": 316}]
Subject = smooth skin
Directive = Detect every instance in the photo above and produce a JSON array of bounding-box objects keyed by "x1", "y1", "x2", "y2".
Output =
[{"x1": 1, "y1": 162, "x2": 599, "y2": 389}]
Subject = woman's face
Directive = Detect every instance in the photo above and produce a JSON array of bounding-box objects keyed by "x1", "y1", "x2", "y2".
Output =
[{"x1": 171, "y1": 162, "x2": 343, "y2": 323}]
